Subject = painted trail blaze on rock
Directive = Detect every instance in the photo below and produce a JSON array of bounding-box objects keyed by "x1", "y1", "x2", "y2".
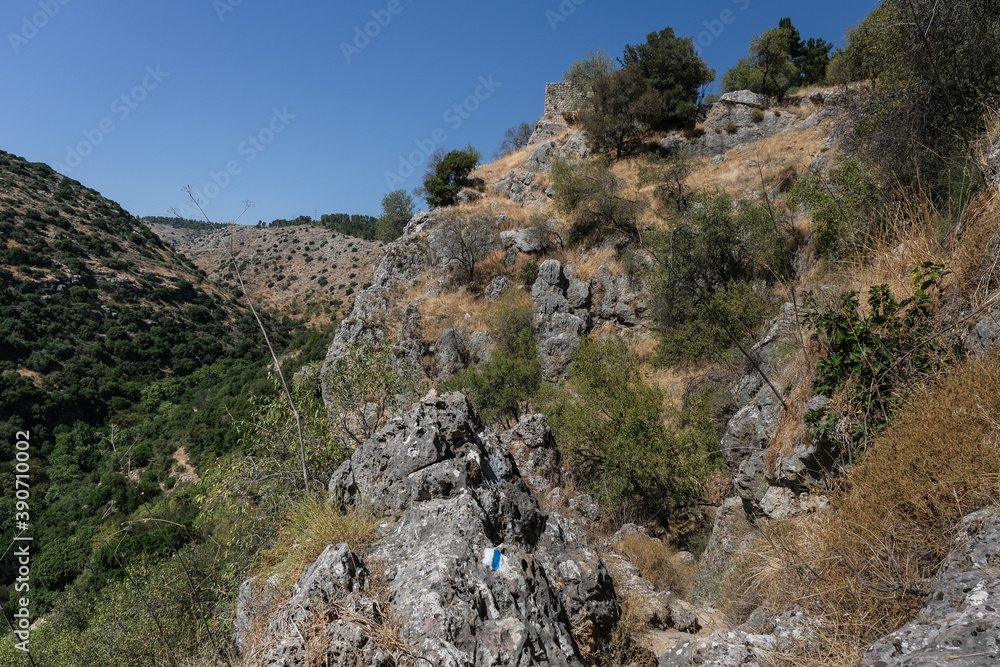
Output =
[{"x1": 239, "y1": 391, "x2": 620, "y2": 666}]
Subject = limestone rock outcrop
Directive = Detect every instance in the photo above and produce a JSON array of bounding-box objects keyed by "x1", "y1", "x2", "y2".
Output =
[
  {"x1": 859, "y1": 510, "x2": 1000, "y2": 666},
  {"x1": 239, "y1": 392, "x2": 622, "y2": 666}
]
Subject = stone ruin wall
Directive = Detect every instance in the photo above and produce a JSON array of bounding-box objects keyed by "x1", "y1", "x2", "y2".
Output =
[{"x1": 542, "y1": 82, "x2": 586, "y2": 120}]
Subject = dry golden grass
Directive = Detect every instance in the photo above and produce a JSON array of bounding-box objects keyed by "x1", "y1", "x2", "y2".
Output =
[
  {"x1": 404, "y1": 286, "x2": 490, "y2": 344},
  {"x1": 619, "y1": 534, "x2": 700, "y2": 598},
  {"x1": 597, "y1": 592, "x2": 659, "y2": 667},
  {"x1": 260, "y1": 494, "x2": 378, "y2": 591},
  {"x1": 951, "y1": 191, "x2": 1000, "y2": 306},
  {"x1": 550, "y1": 245, "x2": 619, "y2": 281},
  {"x1": 722, "y1": 353, "x2": 1000, "y2": 665},
  {"x1": 687, "y1": 124, "x2": 833, "y2": 198}
]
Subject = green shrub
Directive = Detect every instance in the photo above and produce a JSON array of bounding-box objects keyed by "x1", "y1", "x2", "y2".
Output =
[
  {"x1": 551, "y1": 158, "x2": 645, "y2": 244},
  {"x1": 649, "y1": 192, "x2": 793, "y2": 364},
  {"x1": 804, "y1": 262, "x2": 948, "y2": 448},
  {"x1": 786, "y1": 159, "x2": 881, "y2": 259},
  {"x1": 441, "y1": 329, "x2": 542, "y2": 427},
  {"x1": 375, "y1": 189, "x2": 415, "y2": 242},
  {"x1": 422, "y1": 145, "x2": 481, "y2": 208},
  {"x1": 840, "y1": 0, "x2": 999, "y2": 191},
  {"x1": 544, "y1": 337, "x2": 719, "y2": 522},
  {"x1": 519, "y1": 261, "x2": 539, "y2": 287},
  {"x1": 442, "y1": 294, "x2": 541, "y2": 426}
]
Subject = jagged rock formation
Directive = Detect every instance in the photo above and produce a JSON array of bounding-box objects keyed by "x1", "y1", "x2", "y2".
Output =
[
  {"x1": 531, "y1": 260, "x2": 591, "y2": 380},
  {"x1": 530, "y1": 258, "x2": 648, "y2": 380},
  {"x1": 238, "y1": 392, "x2": 621, "y2": 666},
  {"x1": 859, "y1": 510, "x2": 1000, "y2": 666},
  {"x1": 529, "y1": 120, "x2": 569, "y2": 145},
  {"x1": 659, "y1": 89, "x2": 845, "y2": 160},
  {"x1": 524, "y1": 131, "x2": 590, "y2": 173},
  {"x1": 719, "y1": 303, "x2": 835, "y2": 520},
  {"x1": 659, "y1": 606, "x2": 821, "y2": 667},
  {"x1": 494, "y1": 169, "x2": 546, "y2": 207}
]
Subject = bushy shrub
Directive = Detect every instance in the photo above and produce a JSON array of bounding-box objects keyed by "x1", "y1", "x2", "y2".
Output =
[
  {"x1": 441, "y1": 293, "x2": 541, "y2": 426},
  {"x1": 551, "y1": 158, "x2": 645, "y2": 244},
  {"x1": 649, "y1": 192, "x2": 793, "y2": 364},
  {"x1": 375, "y1": 189, "x2": 414, "y2": 242},
  {"x1": 421, "y1": 145, "x2": 481, "y2": 208},
  {"x1": 786, "y1": 158, "x2": 881, "y2": 259},
  {"x1": 804, "y1": 262, "x2": 949, "y2": 447},
  {"x1": 544, "y1": 337, "x2": 720, "y2": 523},
  {"x1": 839, "y1": 0, "x2": 1000, "y2": 191}
]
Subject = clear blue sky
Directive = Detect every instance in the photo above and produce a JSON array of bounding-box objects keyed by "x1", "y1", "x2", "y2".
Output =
[{"x1": 1, "y1": 0, "x2": 879, "y2": 224}]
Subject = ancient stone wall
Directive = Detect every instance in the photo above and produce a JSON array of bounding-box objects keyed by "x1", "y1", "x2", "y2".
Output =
[{"x1": 543, "y1": 81, "x2": 585, "y2": 120}]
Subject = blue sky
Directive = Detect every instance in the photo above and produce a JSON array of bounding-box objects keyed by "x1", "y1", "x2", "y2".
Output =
[{"x1": 1, "y1": 0, "x2": 879, "y2": 224}]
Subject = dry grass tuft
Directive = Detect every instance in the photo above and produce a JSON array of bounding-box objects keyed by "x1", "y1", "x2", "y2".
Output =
[
  {"x1": 619, "y1": 534, "x2": 699, "y2": 598},
  {"x1": 261, "y1": 494, "x2": 378, "y2": 591},
  {"x1": 407, "y1": 286, "x2": 489, "y2": 344},
  {"x1": 551, "y1": 245, "x2": 619, "y2": 281},
  {"x1": 722, "y1": 353, "x2": 1000, "y2": 665},
  {"x1": 595, "y1": 592, "x2": 659, "y2": 667},
  {"x1": 951, "y1": 191, "x2": 1000, "y2": 305}
]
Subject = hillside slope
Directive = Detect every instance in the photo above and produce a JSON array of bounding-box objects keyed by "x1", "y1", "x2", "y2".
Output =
[
  {"x1": 0, "y1": 151, "x2": 265, "y2": 437},
  {"x1": 147, "y1": 221, "x2": 383, "y2": 326}
]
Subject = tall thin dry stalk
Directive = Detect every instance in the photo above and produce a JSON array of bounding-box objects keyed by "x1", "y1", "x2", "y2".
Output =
[{"x1": 175, "y1": 189, "x2": 310, "y2": 493}]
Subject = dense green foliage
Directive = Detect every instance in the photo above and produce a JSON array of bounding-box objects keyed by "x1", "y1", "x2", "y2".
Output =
[
  {"x1": 722, "y1": 19, "x2": 804, "y2": 101},
  {"x1": 621, "y1": 28, "x2": 715, "y2": 128},
  {"x1": 440, "y1": 295, "x2": 542, "y2": 426},
  {"x1": 786, "y1": 158, "x2": 881, "y2": 259},
  {"x1": 422, "y1": 146, "x2": 482, "y2": 209},
  {"x1": 0, "y1": 150, "x2": 334, "y2": 663},
  {"x1": 544, "y1": 337, "x2": 721, "y2": 523},
  {"x1": 837, "y1": 0, "x2": 1000, "y2": 191},
  {"x1": 375, "y1": 189, "x2": 415, "y2": 242},
  {"x1": 578, "y1": 28, "x2": 714, "y2": 157},
  {"x1": 649, "y1": 192, "x2": 792, "y2": 364},
  {"x1": 804, "y1": 263, "x2": 948, "y2": 446},
  {"x1": 581, "y1": 67, "x2": 664, "y2": 159}
]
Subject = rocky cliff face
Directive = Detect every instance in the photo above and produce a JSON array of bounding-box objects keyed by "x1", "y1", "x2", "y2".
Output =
[
  {"x1": 238, "y1": 392, "x2": 620, "y2": 666},
  {"x1": 859, "y1": 510, "x2": 1000, "y2": 666},
  {"x1": 659, "y1": 89, "x2": 846, "y2": 163}
]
